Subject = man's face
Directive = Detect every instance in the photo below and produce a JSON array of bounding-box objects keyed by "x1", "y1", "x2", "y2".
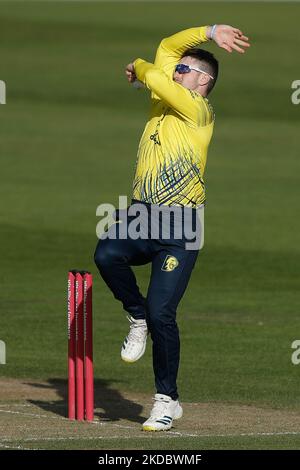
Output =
[{"x1": 173, "y1": 56, "x2": 206, "y2": 92}]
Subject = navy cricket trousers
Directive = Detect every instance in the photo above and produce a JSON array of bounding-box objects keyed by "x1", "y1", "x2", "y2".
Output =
[{"x1": 94, "y1": 200, "x2": 199, "y2": 400}]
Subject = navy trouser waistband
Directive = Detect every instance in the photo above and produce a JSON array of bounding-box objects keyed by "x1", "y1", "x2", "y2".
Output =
[{"x1": 131, "y1": 199, "x2": 201, "y2": 213}]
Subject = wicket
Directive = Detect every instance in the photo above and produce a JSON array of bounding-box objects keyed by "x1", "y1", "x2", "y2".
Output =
[{"x1": 67, "y1": 270, "x2": 94, "y2": 421}]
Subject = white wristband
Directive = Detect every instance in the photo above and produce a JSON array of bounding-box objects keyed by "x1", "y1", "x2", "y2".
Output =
[{"x1": 210, "y1": 24, "x2": 217, "y2": 40}]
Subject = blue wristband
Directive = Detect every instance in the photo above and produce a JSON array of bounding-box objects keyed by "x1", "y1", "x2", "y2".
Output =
[{"x1": 211, "y1": 24, "x2": 217, "y2": 40}]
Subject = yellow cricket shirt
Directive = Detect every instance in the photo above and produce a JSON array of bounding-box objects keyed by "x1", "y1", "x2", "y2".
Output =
[{"x1": 132, "y1": 26, "x2": 214, "y2": 208}]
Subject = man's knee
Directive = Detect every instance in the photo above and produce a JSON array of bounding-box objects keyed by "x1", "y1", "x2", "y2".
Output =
[
  {"x1": 146, "y1": 301, "x2": 176, "y2": 332},
  {"x1": 94, "y1": 239, "x2": 124, "y2": 269}
]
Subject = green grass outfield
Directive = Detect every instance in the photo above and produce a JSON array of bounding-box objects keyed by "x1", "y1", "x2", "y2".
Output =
[{"x1": 0, "y1": 1, "x2": 300, "y2": 450}]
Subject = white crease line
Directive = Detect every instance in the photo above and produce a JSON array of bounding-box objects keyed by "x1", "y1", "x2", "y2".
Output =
[
  {"x1": 0, "y1": 409, "x2": 139, "y2": 429},
  {"x1": 1, "y1": 431, "x2": 300, "y2": 444},
  {"x1": 0, "y1": 409, "x2": 68, "y2": 420},
  {"x1": 0, "y1": 442, "x2": 36, "y2": 450},
  {"x1": 168, "y1": 431, "x2": 199, "y2": 437},
  {"x1": 0, "y1": 404, "x2": 65, "y2": 408},
  {"x1": 230, "y1": 431, "x2": 300, "y2": 437},
  {"x1": 1, "y1": 436, "x2": 134, "y2": 442},
  {"x1": 0, "y1": 435, "x2": 185, "y2": 443},
  {"x1": 169, "y1": 431, "x2": 300, "y2": 438},
  {"x1": 0, "y1": 404, "x2": 32, "y2": 407}
]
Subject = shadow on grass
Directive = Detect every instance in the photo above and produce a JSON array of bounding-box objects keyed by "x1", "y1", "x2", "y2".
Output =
[{"x1": 25, "y1": 378, "x2": 146, "y2": 424}]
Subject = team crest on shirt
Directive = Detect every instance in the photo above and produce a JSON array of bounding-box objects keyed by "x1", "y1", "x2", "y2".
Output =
[{"x1": 161, "y1": 255, "x2": 179, "y2": 272}]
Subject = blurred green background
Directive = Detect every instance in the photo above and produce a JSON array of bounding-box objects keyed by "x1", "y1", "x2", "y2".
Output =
[{"x1": 0, "y1": 1, "x2": 299, "y2": 409}]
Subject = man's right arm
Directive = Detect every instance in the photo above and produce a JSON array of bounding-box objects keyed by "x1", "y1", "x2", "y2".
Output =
[{"x1": 133, "y1": 59, "x2": 212, "y2": 126}]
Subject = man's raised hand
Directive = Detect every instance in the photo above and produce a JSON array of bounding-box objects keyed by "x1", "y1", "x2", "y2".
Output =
[
  {"x1": 125, "y1": 62, "x2": 137, "y2": 83},
  {"x1": 207, "y1": 25, "x2": 250, "y2": 53}
]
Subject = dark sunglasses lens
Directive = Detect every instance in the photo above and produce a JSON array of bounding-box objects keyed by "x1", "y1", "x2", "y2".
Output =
[{"x1": 175, "y1": 64, "x2": 189, "y2": 74}]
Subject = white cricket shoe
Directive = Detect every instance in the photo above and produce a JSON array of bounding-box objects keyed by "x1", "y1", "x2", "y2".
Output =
[
  {"x1": 142, "y1": 393, "x2": 183, "y2": 431},
  {"x1": 121, "y1": 315, "x2": 148, "y2": 363}
]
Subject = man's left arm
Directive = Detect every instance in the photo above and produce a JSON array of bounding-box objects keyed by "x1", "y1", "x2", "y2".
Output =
[
  {"x1": 154, "y1": 24, "x2": 250, "y2": 76},
  {"x1": 153, "y1": 26, "x2": 210, "y2": 80}
]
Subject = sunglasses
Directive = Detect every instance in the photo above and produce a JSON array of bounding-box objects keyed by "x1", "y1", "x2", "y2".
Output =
[{"x1": 175, "y1": 63, "x2": 214, "y2": 80}]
